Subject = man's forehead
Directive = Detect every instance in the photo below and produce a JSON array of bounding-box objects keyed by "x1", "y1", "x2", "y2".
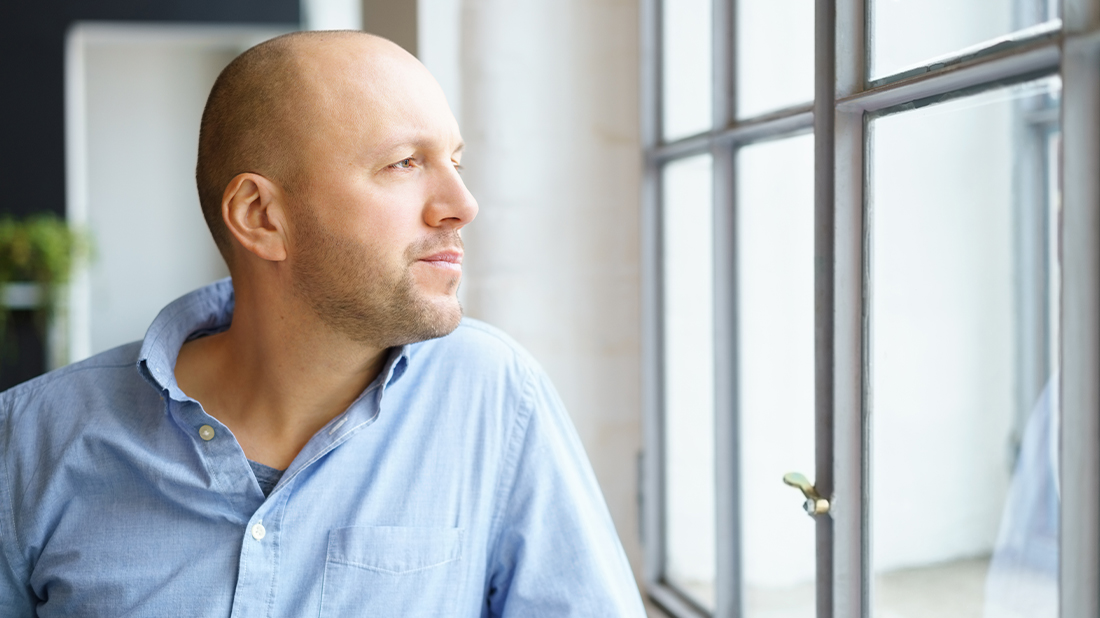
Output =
[
  {"x1": 340, "y1": 86, "x2": 463, "y2": 159},
  {"x1": 263, "y1": 34, "x2": 459, "y2": 160},
  {"x1": 315, "y1": 73, "x2": 457, "y2": 147},
  {"x1": 371, "y1": 132, "x2": 466, "y2": 156},
  {"x1": 295, "y1": 44, "x2": 446, "y2": 107}
]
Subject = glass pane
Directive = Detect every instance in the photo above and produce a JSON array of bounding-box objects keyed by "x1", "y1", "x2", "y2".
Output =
[
  {"x1": 737, "y1": 134, "x2": 816, "y2": 617},
  {"x1": 662, "y1": 0, "x2": 712, "y2": 141},
  {"x1": 737, "y1": 0, "x2": 813, "y2": 119},
  {"x1": 871, "y1": 0, "x2": 1060, "y2": 80},
  {"x1": 870, "y1": 77, "x2": 1061, "y2": 618},
  {"x1": 662, "y1": 154, "x2": 716, "y2": 611}
]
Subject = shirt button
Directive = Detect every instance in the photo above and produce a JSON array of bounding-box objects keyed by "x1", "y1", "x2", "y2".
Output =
[
  {"x1": 251, "y1": 523, "x2": 266, "y2": 541},
  {"x1": 198, "y1": 425, "x2": 215, "y2": 441}
]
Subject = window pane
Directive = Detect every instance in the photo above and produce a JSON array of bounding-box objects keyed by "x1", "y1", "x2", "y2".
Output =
[
  {"x1": 737, "y1": 134, "x2": 816, "y2": 617},
  {"x1": 870, "y1": 77, "x2": 1061, "y2": 618},
  {"x1": 871, "y1": 0, "x2": 1059, "y2": 80},
  {"x1": 662, "y1": 154, "x2": 716, "y2": 611},
  {"x1": 662, "y1": 0, "x2": 712, "y2": 141},
  {"x1": 736, "y1": 0, "x2": 813, "y2": 119}
]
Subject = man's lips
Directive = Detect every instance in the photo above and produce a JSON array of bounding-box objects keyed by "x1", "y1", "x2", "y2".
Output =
[{"x1": 417, "y1": 250, "x2": 464, "y2": 270}]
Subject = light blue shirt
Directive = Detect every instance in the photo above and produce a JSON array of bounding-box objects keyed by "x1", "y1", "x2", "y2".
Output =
[{"x1": 0, "y1": 279, "x2": 644, "y2": 617}]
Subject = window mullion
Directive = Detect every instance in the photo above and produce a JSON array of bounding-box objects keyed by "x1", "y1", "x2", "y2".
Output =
[
  {"x1": 832, "y1": 0, "x2": 867, "y2": 617},
  {"x1": 640, "y1": 0, "x2": 666, "y2": 596},
  {"x1": 814, "y1": 0, "x2": 839, "y2": 617},
  {"x1": 1058, "y1": 0, "x2": 1100, "y2": 613},
  {"x1": 711, "y1": 0, "x2": 738, "y2": 616}
]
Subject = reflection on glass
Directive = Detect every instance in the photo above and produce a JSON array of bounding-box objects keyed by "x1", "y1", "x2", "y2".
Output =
[
  {"x1": 737, "y1": 134, "x2": 816, "y2": 617},
  {"x1": 737, "y1": 0, "x2": 813, "y2": 119},
  {"x1": 662, "y1": 0, "x2": 712, "y2": 141},
  {"x1": 870, "y1": 77, "x2": 1061, "y2": 618},
  {"x1": 662, "y1": 154, "x2": 716, "y2": 611},
  {"x1": 871, "y1": 0, "x2": 1059, "y2": 80}
]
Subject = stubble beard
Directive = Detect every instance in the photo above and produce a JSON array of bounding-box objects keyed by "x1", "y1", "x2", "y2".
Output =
[{"x1": 290, "y1": 209, "x2": 465, "y2": 348}]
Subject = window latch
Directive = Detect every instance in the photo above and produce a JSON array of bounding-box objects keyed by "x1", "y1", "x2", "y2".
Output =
[{"x1": 783, "y1": 472, "x2": 830, "y2": 516}]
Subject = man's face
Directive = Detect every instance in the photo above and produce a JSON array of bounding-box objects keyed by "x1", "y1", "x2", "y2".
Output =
[{"x1": 285, "y1": 44, "x2": 478, "y2": 348}]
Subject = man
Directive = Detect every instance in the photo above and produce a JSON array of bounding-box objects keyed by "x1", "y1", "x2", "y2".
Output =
[{"x1": 0, "y1": 31, "x2": 644, "y2": 616}]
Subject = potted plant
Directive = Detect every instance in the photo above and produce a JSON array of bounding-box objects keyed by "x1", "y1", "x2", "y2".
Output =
[{"x1": 0, "y1": 213, "x2": 87, "y2": 364}]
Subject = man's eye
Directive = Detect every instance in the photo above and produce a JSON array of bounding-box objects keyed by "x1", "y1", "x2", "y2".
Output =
[{"x1": 392, "y1": 158, "x2": 414, "y2": 169}]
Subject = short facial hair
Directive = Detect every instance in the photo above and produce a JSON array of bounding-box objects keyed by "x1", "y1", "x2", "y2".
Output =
[{"x1": 290, "y1": 204, "x2": 464, "y2": 348}]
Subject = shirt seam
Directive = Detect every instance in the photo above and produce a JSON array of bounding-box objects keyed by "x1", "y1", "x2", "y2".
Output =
[
  {"x1": 454, "y1": 320, "x2": 532, "y2": 359},
  {"x1": 275, "y1": 412, "x2": 380, "y2": 492},
  {"x1": 483, "y1": 361, "x2": 538, "y2": 587},
  {"x1": 263, "y1": 489, "x2": 288, "y2": 618}
]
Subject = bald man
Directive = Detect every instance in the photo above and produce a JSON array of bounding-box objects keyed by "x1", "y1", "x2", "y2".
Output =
[{"x1": 0, "y1": 31, "x2": 644, "y2": 617}]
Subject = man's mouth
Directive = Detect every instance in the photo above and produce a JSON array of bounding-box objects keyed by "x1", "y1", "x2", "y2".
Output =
[{"x1": 418, "y1": 250, "x2": 463, "y2": 271}]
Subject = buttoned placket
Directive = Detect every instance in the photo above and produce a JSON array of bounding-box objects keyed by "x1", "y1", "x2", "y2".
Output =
[
  {"x1": 226, "y1": 353, "x2": 408, "y2": 617},
  {"x1": 169, "y1": 390, "x2": 281, "y2": 618},
  {"x1": 159, "y1": 391, "x2": 270, "y2": 617},
  {"x1": 231, "y1": 487, "x2": 288, "y2": 618},
  {"x1": 145, "y1": 342, "x2": 409, "y2": 618},
  {"x1": 225, "y1": 388, "x2": 392, "y2": 618}
]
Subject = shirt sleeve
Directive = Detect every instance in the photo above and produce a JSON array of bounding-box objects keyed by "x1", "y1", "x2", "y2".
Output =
[{"x1": 484, "y1": 366, "x2": 645, "y2": 617}]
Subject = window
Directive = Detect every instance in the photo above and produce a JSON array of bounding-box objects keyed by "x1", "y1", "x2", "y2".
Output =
[{"x1": 641, "y1": 0, "x2": 1100, "y2": 616}]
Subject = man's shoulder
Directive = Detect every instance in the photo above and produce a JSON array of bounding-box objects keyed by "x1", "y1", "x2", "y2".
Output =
[
  {"x1": 447, "y1": 317, "x2": 531, "y2": 354},
  {"x1": 408, "y1": 318, "x2": 545, "y2": 387},
  {"x1": 421, "y1": 318, "x2": 540, "y2": 367},
  {"x1": 0, "y1": 341, "x2": 146, "y2": 416}
]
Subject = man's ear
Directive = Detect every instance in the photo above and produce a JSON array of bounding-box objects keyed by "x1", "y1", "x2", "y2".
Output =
[{"x1": 221, "y1": 173, "x2": 289, "y2": 263}]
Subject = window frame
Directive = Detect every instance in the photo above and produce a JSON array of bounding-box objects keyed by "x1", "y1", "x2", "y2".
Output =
[{"x1": 641, "y1": 0, "x2": 1100, "y2": 616}]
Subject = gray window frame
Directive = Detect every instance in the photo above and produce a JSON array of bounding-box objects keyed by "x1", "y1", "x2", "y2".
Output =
[{"x1": 640, "y1": 0, "x2": 1100, "y2": 616}]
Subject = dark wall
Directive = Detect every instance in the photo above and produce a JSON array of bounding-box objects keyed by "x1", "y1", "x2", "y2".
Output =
[{"x1": 0, "y1": 0, "x2": 299, "y2": 388}]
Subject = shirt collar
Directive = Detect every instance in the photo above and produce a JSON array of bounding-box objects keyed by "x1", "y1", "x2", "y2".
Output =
[
  {"x1": 137, "y1": 277, "x2": 412, "y2": 403},
  {"x1": 138, "y1": 277, "x2": 236, "y2": 400}
]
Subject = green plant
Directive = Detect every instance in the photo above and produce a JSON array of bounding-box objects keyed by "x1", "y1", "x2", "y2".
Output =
[
  {"x1": 0, "y1": 214, "x2": 88, "y2": 358},
  {"x1": 0, "y1": 214, "x2": 83, "y2": 287}
]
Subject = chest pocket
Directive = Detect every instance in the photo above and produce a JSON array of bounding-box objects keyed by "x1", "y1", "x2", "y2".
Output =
[{"x1": 319, "y1": 526, "x2": 464, "y2": 617}]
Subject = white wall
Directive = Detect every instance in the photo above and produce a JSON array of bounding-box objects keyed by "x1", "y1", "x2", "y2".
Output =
[
  {"x1": 301, "y1": 0, "x2": 362, "y2": 31},
  {"x1": 418, "y1": 0, "x2": 464, "y2": 126},
  {"x1": 67, "y1": 25, "x2": 285, "y2": 359}
]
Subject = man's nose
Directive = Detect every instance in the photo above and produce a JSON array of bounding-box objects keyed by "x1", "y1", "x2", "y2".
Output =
[{"x1": 424, "y1": 166, "x2": 479, "y2": 229}]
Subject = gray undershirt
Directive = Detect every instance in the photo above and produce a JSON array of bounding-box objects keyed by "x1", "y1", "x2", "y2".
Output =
[{"x1": 248, "y1": 459, "x2": 285, "y2": 497}]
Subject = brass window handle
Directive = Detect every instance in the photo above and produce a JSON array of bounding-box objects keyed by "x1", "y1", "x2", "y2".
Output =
[{"x1": 783, "y1": 472, "x2": 830, "y2": 516}]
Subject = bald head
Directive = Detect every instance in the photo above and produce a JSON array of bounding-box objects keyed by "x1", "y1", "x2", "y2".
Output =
[{"x1": 196, "y1": 31, "x2": 432, "y2": 262}]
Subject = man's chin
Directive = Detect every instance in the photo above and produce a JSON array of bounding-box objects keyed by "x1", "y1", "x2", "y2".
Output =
[{"x1": 386, "y1": 296, "x2": 464, "y2": 347}]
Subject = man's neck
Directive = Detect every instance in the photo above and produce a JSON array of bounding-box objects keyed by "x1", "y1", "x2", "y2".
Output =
[{"x1": 174, "y1": 293, "x2": 388, "y2": 470}]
